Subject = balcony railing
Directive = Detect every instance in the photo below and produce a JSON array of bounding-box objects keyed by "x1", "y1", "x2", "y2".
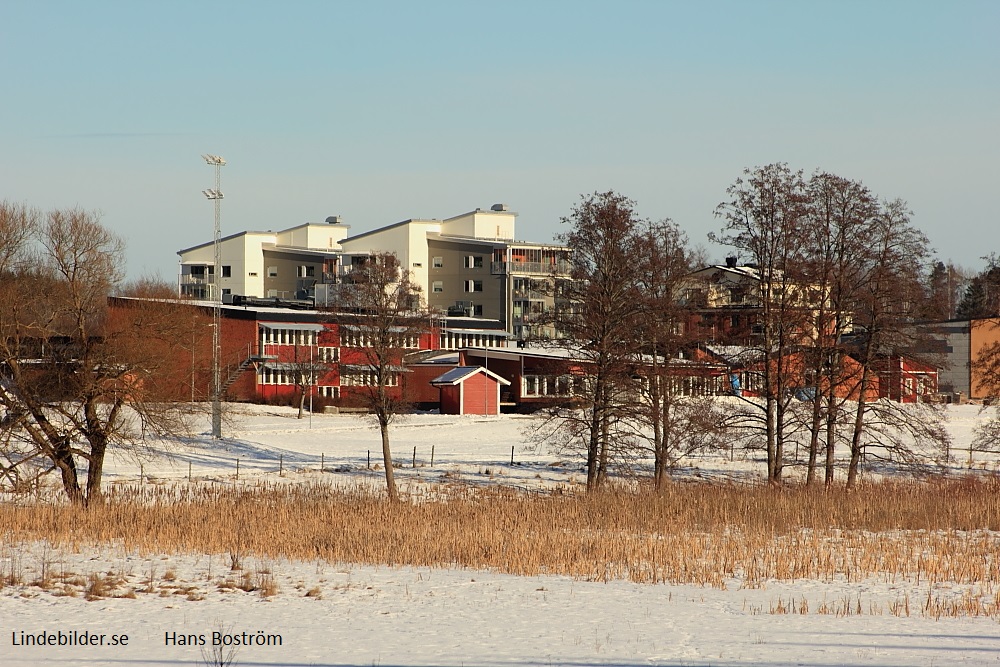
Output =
[
  {"x1": 491, "y1": 261, "x2": 572, "y2": 276},
  {"x1": 179, "y1": 275, "x2": 216, "y2": 286}
]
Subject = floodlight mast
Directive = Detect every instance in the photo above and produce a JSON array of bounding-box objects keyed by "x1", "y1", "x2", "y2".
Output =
[{"x1": 202, "y1": 154, "x2": 226, "y2": 440}]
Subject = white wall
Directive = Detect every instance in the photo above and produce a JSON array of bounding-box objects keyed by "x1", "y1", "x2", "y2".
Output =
[
  {"x1": 276, "y1": 224, "x2": 350, "y2": 251},
  {"x1": 440, "y1": 210, "x2": 516, "y2": 240},
  {"x1": 340, "y1": 220, "x2": 442, "y2": 297}
]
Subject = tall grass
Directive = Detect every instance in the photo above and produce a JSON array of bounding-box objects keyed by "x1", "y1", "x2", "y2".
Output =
[{"x1": 2, "y1": 478, "x2": 999, "y2": 589}]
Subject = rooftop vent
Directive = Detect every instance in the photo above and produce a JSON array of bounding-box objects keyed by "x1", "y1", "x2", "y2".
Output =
[
  {"x1": 725, "y1": 256, "x2": 738, "y2": 268},
  {"x1": 326, "y1": 215, "x2": 343, "y2": 224},
  {"x1": 491, "y1": 203, "x2": 508, "y2": 212}
]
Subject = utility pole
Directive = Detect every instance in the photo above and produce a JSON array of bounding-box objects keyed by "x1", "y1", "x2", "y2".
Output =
[{"x1": 202, "y1": 154, "x2": 226, "y2": 439}]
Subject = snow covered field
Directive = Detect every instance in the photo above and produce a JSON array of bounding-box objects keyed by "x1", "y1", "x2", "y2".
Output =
[{"x1": 2, "y1": 403, "x2": 1000, "y2": 666}]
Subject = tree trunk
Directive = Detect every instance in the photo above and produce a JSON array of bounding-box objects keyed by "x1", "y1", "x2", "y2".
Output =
[
  {"x1": 653, "y1": 395, "x2": 667, "y2": 490},
  {"x1": 379, "y1": 415, "x2": 399, "y2": 502},
  {"x1": 773, "y1": 400, "x2": 786, "y2": 484},
  {"x1": 598, "y1": 409, "x2": 609, "y2": 486},
  {"x1": 765, "y1": 396, "x2": 778, "y2": 482},
  {"x1": 85, "y1": 435, "x2": 107, "y2": 504},
  {"x1": 805, "y1": 375, "x2": 825, "y2": 485},
  {"x1": 586, "y1": 376, "x2": 604, "y2": 490},
  {"x1": 54, "y1": 441, "x2": 84, "y2": 506},
  {"x1": 846, "y1": 372, "x2": 872, "y2": 490},
  {"x1": 824, "y1": 394, "x2": 838, "y2": 486}
]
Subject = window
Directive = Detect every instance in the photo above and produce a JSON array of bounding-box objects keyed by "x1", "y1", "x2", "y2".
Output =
[
  {"x1": 340, "y1": 329, "x2": 418, "y2": 349},
  {"x1": 298, "y1": 265, "x2": 315, "y2": 278},
  {"x1": 267, "y1": 266, "x2": 278, "y2": 277},
  {"x1": 522, "y1": 375, "x2": 574, "y2": 397},
  {"x1": 248, "y1": 272, "x2": 258, "y2": 277},
  {"x1": 342, "y1": 370, "x2": 399, "y2": 387},
  {"x1": 260, "y1": 327, "x2": 318, "y2": 347},
  {"x1": 432, "y1": 257, "x2": 444, "y2": 268},
  {"x1": 412, "y1": 262, "x2": 422, "y2": 268},
  {"x1": 465, "y1": 255, "x2": 484, "y2": 269},
  {"x1": 221, "y1": 266, "x2": 231, "y2": 278},
  {"x1": 318, "y1": 346, "x2": 338, "y2": 363},
  {"x1": 432, "y1": 281, "x2": 444, "y2": 293},
  {"x1": 465, "y1": 280, "x2": 483, "y2": 293},
  {"x1": 474, "y1": 304, "x2": 483, "y2": 316},
  {"x1": 190, "y1": 266, "x2": 205, "y2": 277},
  {"x1": 317, "y1": 386, "x2": 340, "y2": 399}
]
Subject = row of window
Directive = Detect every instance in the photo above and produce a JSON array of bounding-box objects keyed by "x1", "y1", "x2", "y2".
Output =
[
  {"x1": 522, "y1": 375, "x2": 580, "y2": 397},
  {"x1": 317, "y1": 386, "x2": 340, "y2": 398},
  {"x1": 259, "y1": 367, "x2": 398, "y2": 389},
  {"x1": 439, "y1": 333, "x2": 505, "y2": 349},
  {"x1": 431, "y1": 280, "x2": 485, "y2": 293},
  {"x1": 518, "y1": 374, "x2": 735, "y2": 399},
  {"x1": 199, "y1": 265, "x2": 318, "y2": 280},
  {"x1": 430, "y1": 256, "x2": 484, "y2": 269},
  {"x1": 340, "y1": 371, "x2": 400, "y2": 387},
  {"x1": 260, "y1": 368, "x2": 314, "y2": 385},
  {"x1": 340, "y1": 329, "x2": 420, "y2": 349},
  {"x1": 260, "y1": 329, "x2": 319, "y2": 347}
]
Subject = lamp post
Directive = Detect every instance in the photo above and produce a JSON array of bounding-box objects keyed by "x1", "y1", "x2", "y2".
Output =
[{"x1": 202, "y1": 153, "x2": 226, "y2": 439}]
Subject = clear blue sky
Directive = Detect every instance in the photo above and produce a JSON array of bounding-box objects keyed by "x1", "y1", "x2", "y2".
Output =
[{"x1": 2, "y1": 0, "x2": 997, "y2": 281}]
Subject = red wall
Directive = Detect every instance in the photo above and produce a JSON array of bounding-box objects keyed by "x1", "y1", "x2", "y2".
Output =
[
  {"x1": 440, "y1": 385, "x2": 461, "y2": 414},
  {"x1": 461, "y1": 372, "x2": 498, "y2": 415}
]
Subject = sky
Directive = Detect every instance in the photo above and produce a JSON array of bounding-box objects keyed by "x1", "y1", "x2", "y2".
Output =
[{"x1": 1, "y1": 0, "x2": 997, "y2": 282}]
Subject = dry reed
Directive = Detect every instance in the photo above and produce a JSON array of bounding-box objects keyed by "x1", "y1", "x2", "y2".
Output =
[{"x1": 2, "y1": 477, "x2": 998, "y2": 599}]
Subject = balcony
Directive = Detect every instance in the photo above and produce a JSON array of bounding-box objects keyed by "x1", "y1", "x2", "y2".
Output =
[
  {"x1": 179, "y1": 275, "x2": 216, "y2": 286},
  {"x1": 491, "y1": 260, "x2": 572, "y2": 276},
  {"x1": 178, "y1": 273, "x2": 216, "y2": 299}
]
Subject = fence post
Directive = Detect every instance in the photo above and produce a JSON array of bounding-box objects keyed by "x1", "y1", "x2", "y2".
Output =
[
  {"x1": 367, "y1": 450, "x2": 370, "y2": 469},
  {"x1": 412, "y1": 446, "x2": 416, "y2": 469},
  {"x1": 235, "y1": 458, "x2": 239, "y2": 480},
  {"x1": 188, "y1": 462, "x2": 192, "y2": 483},
  {"x1": 431, "y1": 445, "x2": 435, "y2": 467},
  {"x1": 279, "y1": 454, "x2": 283, "y2": 476},
  {"x1": 320, "y1": 453, "x2": 324, "y2": 472},
  {"x1": 511, "y1": 445, "x2": 514, "y2": 466}
]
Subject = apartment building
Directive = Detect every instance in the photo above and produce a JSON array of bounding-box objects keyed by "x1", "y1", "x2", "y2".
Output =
[
  {"x1": 177, "y1": 205, "x2": 570, "y2": 339},
  {"x1": 177, "y1": 217, "x2": 351, "y2": 301}
]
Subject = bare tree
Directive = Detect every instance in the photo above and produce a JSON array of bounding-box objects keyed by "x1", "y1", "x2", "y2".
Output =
[
  {"x1": 843, "y1": 199, "x2": 944, "y2": 488},
  {"x1": 325, "y1": 252, "x2": 427, "y2": 502},
  {"x1": 712, "y1": 164, "x2": 811, "y2": 483},
  {"x1": 797, "y1": 171, "x2": 879, "y2": 485},
  {"x1": 627, "y1": 220, "x2": 726, "y2": 486},
  {"x1": 0, "y1": 204, "x2": 193, "y2": 504},
  {"x1": 546, "y1": 192, "x2": 647, "y2": 489},
  {"x1": 287, "y1": 345, "x2": 334, "y2": 419}
]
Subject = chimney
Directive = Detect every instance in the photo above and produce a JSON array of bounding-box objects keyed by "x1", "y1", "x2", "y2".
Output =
[{"x1": 725, "y1": 256, "x2": 738, "y2": 268}]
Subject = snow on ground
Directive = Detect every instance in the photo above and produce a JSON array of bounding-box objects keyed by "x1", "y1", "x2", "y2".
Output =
[{"x1": 2, "y1": 403, "x2": 1000, "y2": 666}]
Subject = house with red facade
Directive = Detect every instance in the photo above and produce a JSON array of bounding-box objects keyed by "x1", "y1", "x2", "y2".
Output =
[
  {"x1": 109, "y1": 297, "x2": 507, "y2": 409},
  {"x1": 431, "y1": 366, "x2": 510, "y2": 415},
  {"x1": 871, "y1": 355, "x2": 939, "y2": 403}
]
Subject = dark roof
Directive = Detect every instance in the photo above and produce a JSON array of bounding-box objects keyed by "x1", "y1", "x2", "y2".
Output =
[{"x1": 430, "y1": 366, "x2": 511, "y2": 386}]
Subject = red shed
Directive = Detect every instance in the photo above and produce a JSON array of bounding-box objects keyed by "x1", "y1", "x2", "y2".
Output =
[{"x1": 431, "y1": 366, "x2": 511, "y2": 415}]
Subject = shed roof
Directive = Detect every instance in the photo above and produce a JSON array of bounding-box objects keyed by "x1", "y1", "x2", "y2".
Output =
[{"x1": 430, "y1": 366, "x2": 511, "y2": 387}]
